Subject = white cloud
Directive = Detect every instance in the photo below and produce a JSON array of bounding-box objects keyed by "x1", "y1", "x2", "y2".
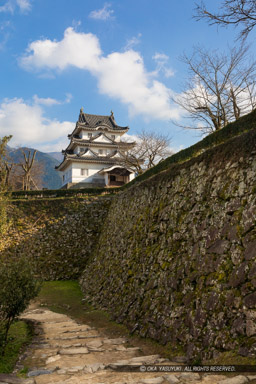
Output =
[
  {"x1": 89, "y1": 3, "x2": 114, "y2": 21},
  {"x1": 97, "y1": 51, "x2": 177, "y2": 120},
  {"x1": 124, "y1": 33, "x2": 142, "y2": 51},
  {"x1": 16, "y1": 0, "x2": 31, "y2": 13},
  {"x1": 21, "y1": 28, "x2": 102, "y2": 72},
  {"x1": 20, "y1": 28, "x2": 181, "y2": 122},
  {"x1": 72, "y1": 19, "x2": 82, "y2": 28},
  {"x1": 65, "y1": 93, "x2": 73, "y2": 104},
  {"x1": 122, "y1": 133, "x2": 139, "y2": 143},
  {"x1": 0, "y1": 0, "x2": 31, "y2": 13},
  {"x1": 0, "y1": 97, "x2": 73, "y2": 151},
  {"x1": 0, "y1": 1, "x2": 14, "y2": 13},
  {"x1": 33, "y1": 95, "x2": 61, "y2": 106},
  {"x1": 0, "y1": 21, "x2": 11, "y2": 31},
  {"x1": 33, "y1": 93, "x2": 72, "y2": 106},
  {"x1": 153, "y1": 52, "x2": 174, "y2": 78},
  {"x1": 0, "y1": 21, "x2": 12, "y2": 50}
]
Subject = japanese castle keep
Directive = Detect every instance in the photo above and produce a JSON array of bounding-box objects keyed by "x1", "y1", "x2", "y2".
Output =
[{"x1": 56, "y1": 108, "x2": 136, "y2": 188}]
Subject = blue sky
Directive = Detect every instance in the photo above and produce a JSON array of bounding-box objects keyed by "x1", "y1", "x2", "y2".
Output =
[{"x1": 0, "y1": 0, "x2": 255, "y2": 152}]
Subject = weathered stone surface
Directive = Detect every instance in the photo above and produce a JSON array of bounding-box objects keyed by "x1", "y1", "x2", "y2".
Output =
[
  {"x1": 0, "y1": 375, "x2": 23, "y2": 384},
  {"x1": 45, "y1": 355, "x2": 61, "y2": 364},
  {"x1": 80, "y1": 130, "x2": 256, "y2": 361},
  {"x1": 1, "y1": 196, "x2": 112, "y2": 280},
  {"x1": 86, "y1": 339, "x2": 103, "y2": 348},
  {"x1": 27, "y1": 370, "x2": 54, "y2": 377},
  {"x1": 246, "y1": 320, "x2": 256, "y2": 337},
  {"x1": 244, "y1": 241, "x2": 256, "y2": 260},
  {"x1": 18, "y1": 307, "x2": 253, "y2": 384},
  {"x1": 207, "y1": 239, "x2": 229, "y2": 254},
  {"x1": 138, "y1": 378, "x2": 164, "y2": 384},
  {"x1": 103, "y1": 338, "x2": 126, "y2": 345},
  {"x1": 83, "y1": 363, "x2": 105, "y2": 373},
  {"x1": 3, "y1": 123, "x2": 256, "y2": 365},
  {"x1": 164, "y1": 375, "x2": 180, "y2": 384},
  {"x1": 244, "y1": 293, "x2": 256, "y2": 308},
  {"x1": 59, "y1": 347, "x2": 89, "y2": 355},
  {"x1": 180, "y1": 372, "x2": 200, "y2": 381},
  {"x1": 218, "y1": 375, "x2": 248, "y2": 384}
]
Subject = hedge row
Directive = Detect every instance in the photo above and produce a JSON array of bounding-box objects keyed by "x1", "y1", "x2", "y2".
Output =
[
  {"x1": 7, "y1": 187, "x2": 120, "y2": 199},
  {"x1": 122, "y1": 109, "x2": 256, "y2": 189}
]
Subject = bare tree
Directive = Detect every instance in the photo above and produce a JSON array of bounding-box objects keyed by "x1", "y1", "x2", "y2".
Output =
[
  {"x1": 8, "y1": 160, "x2": 44, "y2": 191},
  {"x1": 121, "y1": 131, "x2": 173, "y2": 174},
  {"x1": 19, "y1": 149, "x2": 38, "y2": 191},
  {"x1": 3, "y1": 162, "x2": 14, "y2": 189},
  {"x1": 0, "y1": 136, "x2": 12, "y2": 190},
  {"x1": 1, "y1": 141, "x2": 44, "y2": 191},
  {"x1": 174, "y1": 45, "x2": 256, "y2": 133},
  {"x1": 194, "y1": 0, "x2": 256, "y2": 40}
]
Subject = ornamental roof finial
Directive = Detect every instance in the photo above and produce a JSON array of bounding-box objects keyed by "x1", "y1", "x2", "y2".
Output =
[
  {"x1": 80, "y1": 107, "x2": 84, "y2": 114},
  {"x1": 110, "y1": 110, "x2": 114, "y2": 117}
]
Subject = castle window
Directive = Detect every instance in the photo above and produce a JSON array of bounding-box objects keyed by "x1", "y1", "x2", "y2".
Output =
[
  {"x1": 81, "y1": 169, "x2": 88, "y2": 176},
  {"x1": 111, "y1": 135, "x2": 115, "y2": 140},
  {"x1": 88, "y1": 133, "x2": 92, "y2": 139},
  {"x1": 99, "y1": 149, "x2": 103, "y2": 155}
]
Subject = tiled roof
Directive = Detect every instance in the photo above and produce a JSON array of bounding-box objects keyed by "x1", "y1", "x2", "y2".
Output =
[
  {"x1": 78, "y1": 110, "x2": 128, "y2": 131},
  {"x1": 55, "y1": 154, "x2": 126, "y2": 170},
  {"x1": 69, "y1": 138, "x2": 135, "y2": 147}
]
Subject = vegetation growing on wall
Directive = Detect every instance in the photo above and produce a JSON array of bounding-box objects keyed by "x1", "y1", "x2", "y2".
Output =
[
  {"x1": 123, "y1": 108, "x2": 256, "y2": 188},
  {"x1": 1, "y1": 111, "x2": 256, "y2": 363},
  {"x1": 8, "y1": 187, "x2": 119, "y2": 199},
  {"x1": 80, "y1": 125, "x2": 256, "y2": 362},
  {"x1": 0, "y1": 196, "x2": 113, "y2": 280}
]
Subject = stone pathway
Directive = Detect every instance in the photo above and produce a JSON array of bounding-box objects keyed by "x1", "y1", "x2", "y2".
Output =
[{"x1": 1, "y1": 308, "x2": 256, "y2": 384}]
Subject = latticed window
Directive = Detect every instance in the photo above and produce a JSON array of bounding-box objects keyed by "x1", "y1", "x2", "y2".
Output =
[{"x1": 81, "y1": 169, "x2": 88, "y2": 176}]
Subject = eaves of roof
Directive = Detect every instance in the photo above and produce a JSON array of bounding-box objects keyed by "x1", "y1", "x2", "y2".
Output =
[{"x1": 56, "y1": 155, "x2": 126, "y2": 171}]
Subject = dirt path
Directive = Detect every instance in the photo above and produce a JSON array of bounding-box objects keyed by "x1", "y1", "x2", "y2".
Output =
[{"x1": 1, "y1": 307, "x2": 256, "y2": 384}]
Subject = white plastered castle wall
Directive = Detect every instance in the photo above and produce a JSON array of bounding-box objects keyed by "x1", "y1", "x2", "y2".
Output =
[
  {"x1": 80, "y1": 129, "x2": 121, "y2": 142},
  {"x1": 62, "y1": 162, "x2": 135, "y2": 187},
  {"x1": 68, "y1": 162, "x2": 112, "y2": 185}
]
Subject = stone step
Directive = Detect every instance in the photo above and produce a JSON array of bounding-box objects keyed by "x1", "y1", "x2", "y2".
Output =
[{"x1": 16, "y1": 307, "x2": 254, "y2": 384}]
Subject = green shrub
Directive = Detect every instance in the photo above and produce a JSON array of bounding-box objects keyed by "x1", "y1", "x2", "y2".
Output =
[{"x1": 0, "y1": 258, "x2": 40, "y2": 356}]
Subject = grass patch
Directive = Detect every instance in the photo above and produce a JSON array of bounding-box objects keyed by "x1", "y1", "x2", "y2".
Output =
[
  {"x1": 38, "y1": 280, "x2": 84, "y2": 319},
  {"x1": 0, "y1": 321, "x2": 33, "y2": 373}
]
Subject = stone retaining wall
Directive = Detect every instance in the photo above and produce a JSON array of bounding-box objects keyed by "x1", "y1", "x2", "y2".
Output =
[
  {"x1": 80, "y1": 129, "x2": 256, "y2": 361},
  {"x1": 1, "y1": 196, "x2": 112, "y2": 279},
  {"x1": 2, "y1": 127, "x2": 256, "y2": 361}
]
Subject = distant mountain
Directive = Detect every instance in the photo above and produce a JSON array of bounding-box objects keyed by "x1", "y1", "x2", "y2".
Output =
[
  {"x1": 47, "y1": 152, "x2": 64, "y2": 162},
  {"x1": 7, "y1": 147, "x2": 62, "y2": 190}
]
